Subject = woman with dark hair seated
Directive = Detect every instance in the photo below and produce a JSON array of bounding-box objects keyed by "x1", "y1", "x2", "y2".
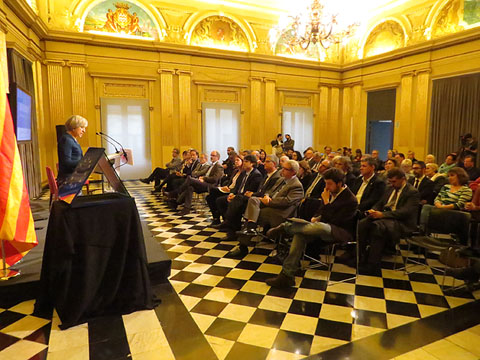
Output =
[
  {"x1": 297, "y1": 160, "x2": 314, "y2": 189},
  {"x1": 291, "y1": 151, "x2": 303, "y2": 161},
  {"x1": 434, "y1": 167, "x2": 472, "y2": 210}
]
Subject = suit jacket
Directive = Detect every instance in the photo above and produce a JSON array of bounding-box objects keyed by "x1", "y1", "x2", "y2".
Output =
[
  {"x1": 313, "y1": 187, "x2": 358, "y2": 243},
  {"x1": 192, "y1": 162, "x2": 210, "y2": 178},
  {"x1": 345, "y1": 172, "x2": 358, "y2": 189},
  {"x1": 183, "y1": 159, "x2": 199, "y2": 177},
  {"x1": 203, "y1": 162, "x2": 224, "y2": 184},
  {"x1": 373, "y1": 183, "x2": 420, "y2": 233},
  {"x1": 253, "y1": 170, "x2": 281, "y2": 197},
  {"x1": 166, "y1": 157, "x2": 182, "y2": 172},
  {"x1": 232, "y1": 169, "x2": 263, "y2": 195},
  {"x1": 305, "y1": 172, "x2": 326, "y2": 199},
  {"x1": 408, "y1": 176, "x2": 435, "y2": 204},
  {"x1": 264, "y1": 176, "x2": 304, "y2": 219},
  {"x1": 351, "y1": 174, "x2": 386, "y2": 212},
  {"x1": 283, "y1": 139, "x2": 295, "y2": 151}
]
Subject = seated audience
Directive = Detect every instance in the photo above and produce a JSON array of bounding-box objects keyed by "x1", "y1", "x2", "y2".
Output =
[
  {"x1": 333, "y1": 156, "x2": 357, "y2": 188},
  {"x1": 141, "y1": 148, "x2": 182, "y2": 187},
  {"x1": 166, "y1": 151, "x2": 224, "y2": 215},
  {"x1": 438, "y1": 153, "x2": 457, "y2": 174},
  {"x1": 400, "y1": 159, "x2": 414, "y2": 181},
  {"x1": 310, "y1": 152, "x2": 323, "y2": 172},
  {"x1": 226, "y1": 160, "x2": 304, "y2": 258},
  {"x1": 206, "y1": 154, "x2": 244, "y2": 224},
  {"x1": 263, "y1": 168, "x2": 358, "y2": 288},
  {"x1": 425, "y1": 163, "x2": 448, "y2": 198},
  {"x1": 351, "y1": 157, "x2": 386, "y2": 212},
  {"x1": 394, "y1": 153, "x2": 406, "y2": 164},
  {"x1": 463, "y1": 155, "x2": 480, "y2": 181},
  {"x1": 297, "y1": 160, "x2": 314, "y2": 189},
  {"x1": 371, "y1": 150, "x2": 384, "y2": 171},
  {"x1": 216, "y1": 155, "x2": 281, "y2": 240},
  {"x1": 297, "y1": 160, "x2": 331, "y2": 220},
  {"x1": 355, "y1": 168, "x2": 420, "y2": 274},
  {"x1": 283, "y1": 134, "x2": 295, "y2": 152},
  {"x1": 377, "y1": 158, "x2": 397, "y2": 181},
  {"x1": 434, "y1": 167, "x2": 472, "y2": 210},
  {"x1": 292, "y1": 151, "x2": 303, "y2": 161},
  {"x1": 158, "y1": 149, "x2": 197, "y2": 192},
  {"x1": 407, "y1": 150, "x2": 417, "y2": 163},
  {"x1": 303, "y1": 149, "x2": 315, "y2": 167},
  {"x1": 321, "y1": 146, "x2": 332, "y2": 161},
  {"x1": 425, "y1": 154, "x2": 436, "y2": 164},
  {"x1": 409, "y1": 161, "x2": 435, "y2": 204}
]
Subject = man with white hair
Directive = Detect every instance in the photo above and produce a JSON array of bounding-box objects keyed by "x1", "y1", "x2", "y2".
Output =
[{"x1": 227, "y1": 159, "x2": 304, "y2": 258}]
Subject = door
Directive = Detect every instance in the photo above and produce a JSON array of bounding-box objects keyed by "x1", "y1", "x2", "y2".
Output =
[
  {"x1": 100, "y1": 98, "x2": 151, "y2": 180},
  {"x1": 367, "y1": 121, "x2": 393, "y2": 160}
]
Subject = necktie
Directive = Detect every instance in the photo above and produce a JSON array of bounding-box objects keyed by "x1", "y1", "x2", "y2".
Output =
[
  {"x1": 414, "y1": 179, "x2": 419, "y2": 188},
  {"x1": 239, "y1": 172, "x2": 249, "y2": 193},
  {"x1": 387, "y1": 189, "x2": 399, "y2": 209},
  {"x1": 306, "y1": 174, "x2": 321, "y2": 197},
  {"x1": 270, "y1": 179, "x2": 286, "y2": 198},
  {"x1": 205, "y1": 163, "x2": 214, "y2": 177}
]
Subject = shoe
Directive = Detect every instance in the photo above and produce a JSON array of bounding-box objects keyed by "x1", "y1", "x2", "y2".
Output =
[
  {"x1": 140, "y1": 178, "x2": 150, "y2": 184},
  {"x1": 225, "y1": 247, "x2": 248, "y2": 259},
  {"x1": 266, "y1": 272, "x2": 295, "y2": 288},
  {"x1": 211, "y1": 218, "x2": 221, "y2": 226},
  {"x1": 266, "y1": 223, "x2": 286, "y2": 240},
  {"x1": 221, "y1": 232, "x2": 237, "y2": 242},
  {"x1": 166, "y1": 200, "x2": 178, "y2": 210},
  {"x1": 177, "y1": 208, "x2": 191, "y2": 216},
  {"x1": 214, "y1": 221, "x2": 232, "y2": 231},
  {"x1": 336, "y1": 251, "x2": 355, "y2": 265},
  {"x1": 445, "y1": 267, "x2": 479, "y2": 282}
]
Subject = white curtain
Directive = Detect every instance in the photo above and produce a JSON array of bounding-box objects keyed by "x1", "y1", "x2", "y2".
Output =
[
  {"x1": 100, "y1": 98, "x2": 151, "y2": 180},
  {"x1": 202, "y1": 102, "x2": 240, "y2": 160},
  {"x1": 282, "y1": 106, "x2": 314, "y2": 153}
]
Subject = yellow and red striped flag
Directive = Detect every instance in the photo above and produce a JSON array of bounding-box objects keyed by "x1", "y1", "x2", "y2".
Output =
[{"x1": 0, "y1": 67, "x2": 37, "y2": 266}]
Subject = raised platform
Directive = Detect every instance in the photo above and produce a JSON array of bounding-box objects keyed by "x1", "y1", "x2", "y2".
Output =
[{"x1": 0, "y1": 197, "x2": 171, "y2": 306}]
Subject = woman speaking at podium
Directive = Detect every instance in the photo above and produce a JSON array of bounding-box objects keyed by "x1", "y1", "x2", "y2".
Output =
[{"x1": 57, "y1": 115, "x2": 88, "y2": 186}]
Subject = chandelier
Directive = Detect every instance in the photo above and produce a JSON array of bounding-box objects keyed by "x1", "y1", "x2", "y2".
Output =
[{"x1": 270, "y1": 0, "x2": 358, "y2": 51}]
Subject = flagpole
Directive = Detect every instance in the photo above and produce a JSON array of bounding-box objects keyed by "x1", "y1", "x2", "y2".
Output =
[{"x1": 0, "y1": 240, "x2": 20, "y2": 280}]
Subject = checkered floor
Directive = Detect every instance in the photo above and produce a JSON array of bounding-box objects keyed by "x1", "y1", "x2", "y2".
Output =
[
  {"x1": 1, "y1": 181, "x2": 479, "y2": 360},
  {"x1": 130, "y1": 181, "x2": 480, "y2": 359}
]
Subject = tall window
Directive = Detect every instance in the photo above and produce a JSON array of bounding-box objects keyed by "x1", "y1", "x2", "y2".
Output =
[
  {"x1": 100, "y1": 98, "x2": 151, "y2": 180},
  {"x1": 202, "y1": 102, "x2": 240, "y2": 160},
  {"x1": 282, "y1": 106, "x2": 314, "y2": 152}
]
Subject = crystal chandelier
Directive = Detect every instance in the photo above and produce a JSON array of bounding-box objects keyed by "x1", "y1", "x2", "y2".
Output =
[{"x1": 270, "y1": 0, "x2": 358, "y2": 51}]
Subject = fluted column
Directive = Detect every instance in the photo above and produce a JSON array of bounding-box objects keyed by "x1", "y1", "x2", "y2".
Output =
[
  {"x1": 264, "y1": 78, "x2": 276, "y2": 150},
  {"x1": 396, "y1": 72, "x2": 414, "y2": 149},
  {"x1": 177, "y1": 70, "x2": 192, "y2": 147},
  {"x1": 341, "y1": 86, "x2": 352, "y2": 147},
  {"x1": 44, "y1": 60, "x2": 65, "y2": 125},
  {"x1": 158, "y1": 69, "x2": 176, "y2": 153},
  {"x1": 318, "y1": 86, "x2": 329, "y2": 145},
  {"x1": 249, "y1": 77, "x2": 262, "y2": 149},
  {"x1": 330, "y1": 87, "x2": 340, "y2": 148},
  {"x1": 68, "y1": 61, "x2": 88, "y2": 117},
  {"x1": 352, "y1": 84, "x2": 363, "y2": 149},
  {"x1": 413, "y1": 69, "x2": 431, "y2": 158}
]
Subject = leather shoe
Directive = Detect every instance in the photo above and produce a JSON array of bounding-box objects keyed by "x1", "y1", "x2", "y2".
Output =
[
  {"x1": 236, "y1": 228, "x2": 257, "y2": 237},
  {"x1": 266, "y1": 272, "x2": 295, "y2": 288},
  {"x1": 336, "y1": 251, "x2": 355, "y2": 265},
  {"x1": 266, "y1": 223, "x2": 286, "y2": 240},
  {"x1": 211, "y1": 218, "x2": 221, "y2": 226},
  {"x1": 177, "y1": 208, "x2": 191, "y2": 216},
  {"x1": 225, "y1": 247, "x2": 248, "y2": 259},
  {"x1": 221, "y1": 232, "x2": 237, "y2": 242},
  {"x1": 140, "y1": 178, "x2": 150, "y2": 184},
  {"x1": 445, "y1": 267, "x2": 479, "y2": 282}
]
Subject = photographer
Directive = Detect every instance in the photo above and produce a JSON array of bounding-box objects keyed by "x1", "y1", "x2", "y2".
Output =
[{"x1": 458, "y1": 133, "x2": 477, "y2": 165}]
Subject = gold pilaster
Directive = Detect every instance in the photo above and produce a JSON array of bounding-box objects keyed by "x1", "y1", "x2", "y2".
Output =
[
  {"x1": 413, "y1": 70, "x2": 431, "y2": 158},
  {"x1": 177, "y1": 70, "x2": 192, "y2": 148},
  {"x1": 318, "y1": 86, "x2": 329, "y2": 147},
  {"x1": 264, "y1": 78, "x2": 276, "y2": 151},
  {"x1": 158, "y1": 69, "x2": 176, "y2": 154},
  {"x1": 352, "y1": 85, "x2": 363, "y2": 149},
  {"x1": 44, "y1": 60, "x2": 65, "y2": 125},
  {"x1": 396, "y1": 72, "x2": 414, "y2": 149},
  {"x1": 330, "y1": 87, "x2": 340, "y2": 149},
  {"x1": 341, "y1": 86, "x2": 352, "y2": 147},
  {"x1": 67, "y1": 61, "x2": 88, "y2": 117},
  {"x1": 249, "y1": 76, "x2": 263, "y2": 149}
]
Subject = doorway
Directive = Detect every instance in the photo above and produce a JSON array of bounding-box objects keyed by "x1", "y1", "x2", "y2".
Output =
[{"x1": 100, "y1": 98, "x2": 151, "y2": 180}]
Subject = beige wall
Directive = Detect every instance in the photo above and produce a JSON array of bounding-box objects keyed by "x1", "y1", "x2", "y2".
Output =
[{"x1": 3, "y1": 0, "x2": 480, "y2": 185}]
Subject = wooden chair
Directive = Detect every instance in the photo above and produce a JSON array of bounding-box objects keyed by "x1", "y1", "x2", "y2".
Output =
[{"x1": 46, "y1": 166, "x2": 58, "y2": 207}]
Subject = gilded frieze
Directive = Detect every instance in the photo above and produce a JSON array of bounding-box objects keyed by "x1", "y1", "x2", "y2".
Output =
[
  {"x1": 432, "y1": 0, "x2": 463, "y2": 38},
  {"x1": 190, "y1": 16, "x2": 249, "y2": 52},
  {"x1": 363, "y1": 20, "x2": 405, "y2": 58}
]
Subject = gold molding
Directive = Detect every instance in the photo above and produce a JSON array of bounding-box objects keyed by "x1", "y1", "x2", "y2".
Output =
[
  {"x1": 158, "y1": 69, "x2": 176, "y2": 75},
  {"x1": 362, "y1": 82, "x2": 400, "y2": 91},
  {"x1": 89, "y1": 72, "x2": 157, "y2": 81},
  {"x1": 175, "y1": 70, "x2": 192, "y2": 76},
  {"x1": 103, "y1": 83, "x2": 147, "y2": 98},
  {"x1": 66, "y1": 61, "x2": 88, "y2": 68},
  {"x1": 42, "y1": 60, "x2": 66, "y2": 66},
  {"x1": 263, "y1": 78, "x2": 276, "y2": 83},
  {"x1": 249, "y1": 77, "x2": 263, "y2": 82},
  {"x1": 193, "y1": 80, "x2": 248, "y2": 88},
  {"x1": 277, "y1": 87, "x2": 319, "y2": 94},
  {"x1": 401, "y1": 71, "x2": 416, "y2": 77}
]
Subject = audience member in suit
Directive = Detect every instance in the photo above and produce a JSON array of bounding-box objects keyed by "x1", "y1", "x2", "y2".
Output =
[
  {"x1": 157, "y1": 150, "x2": 195, "y2": 192},
  {"x1": 333, "y1": 156, "x2": 357, "y2": 188},
  {"x1": 251, "y1": 150, "x2": 266, "y2": 176},
  {"x1": 167, "y1": 151, "x2": 224, "y2": 215},
  {"x1": 221, "y1": 147, "x2": 237, "y2": 184},
  {"x1": 298, "y1": 160, "x2": 314, "y2": 189},
  {"x1": 425, "y1": 163, "x2": 448, "y2": 199},
  {"x1": 216, "y1": 155, "x2": 281, "y2": 240},
  {"x1": 377, "y1": 158, "x2": 397, "y2": 181},
  {"x1": 297, "y1": 160, "x2": 331, "y2": 220},
  {"x1": 434, "y1": 167, "x2": 472, "y2": 210},
  {"x1": 303, "y1": 149, "x2": 315, "y2": 167},
  {"x1": 226, "y1": 160, "x2": 304, "y2": 258},
  {"x1": 371, "y1": 150, "x2": 384, "y2": 171},
  {"x1": 407, "y1": 150, "x2": 418, "y2": 163},
  {"x1": 356, "y1": 168, "x2": 420, "y2": 274},
  {"x1": 283, "y1": 134, "x2": 295, "y2": 152},
  {"x1": 141, "y1": 148, "x2": 182, "y2": 187},
  {"x1": 463, "y1": 155, "x2": 480, "y2": 181},
  {"x1": 263, "y1": 168, "x2": 359, "y2": 288},
  {"x1": 309, "y1": 152, "x2": 323, "y2": 172},
  {"x1": 350, "y1": 157, "x2": 386, "y2": 212},
  {"x1": 409, "y1": 161, "x2": 435, "y2": 204},
  {"x1": 206, "y1": 154, "x2": 244, "y2": 225},
  {"x1": 425, "y1": 154, "x2": 436, "y2": 164}
]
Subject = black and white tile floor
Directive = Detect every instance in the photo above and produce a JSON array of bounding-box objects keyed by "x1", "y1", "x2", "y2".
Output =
[{"x1": 1, "y1": 181, "x2": 479, "y2": 360}]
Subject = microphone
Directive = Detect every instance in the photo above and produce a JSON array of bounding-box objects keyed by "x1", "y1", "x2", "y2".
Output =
[
  {"x1": 96, "y1": 132, "x2": 119, "y2": 154},
  {"x1": 100, "y1": 131, "x2": 128, "y2": 161}
]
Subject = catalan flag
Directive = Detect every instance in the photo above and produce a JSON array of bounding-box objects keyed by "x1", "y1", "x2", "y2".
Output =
[{"x1": 0, "y1": 65, "x2": 37, "y2": 267}]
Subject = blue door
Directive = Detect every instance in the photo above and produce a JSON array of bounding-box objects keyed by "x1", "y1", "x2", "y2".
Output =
[{"x1": 367, "y1": 120, "x2": 393, "y2": 161}]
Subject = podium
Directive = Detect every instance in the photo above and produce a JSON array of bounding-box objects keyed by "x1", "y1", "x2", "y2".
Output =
[
  {"x1": 35, "y1": 148, "x2": 153, "y2": 328},
  {"x1": 107, "y1": 148, "x2": 133, "y2": 178}
]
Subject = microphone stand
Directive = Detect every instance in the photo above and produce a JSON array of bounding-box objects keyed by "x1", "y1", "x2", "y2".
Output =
[
  {"x1": 100, "y1": 132, "x2": 128, "y2": 162},
  {"x1": 96, "y1": 132, "x2": 119, "y2": 154}
]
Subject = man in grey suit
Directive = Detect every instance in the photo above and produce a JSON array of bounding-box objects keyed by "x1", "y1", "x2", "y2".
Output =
[
  {"x1": 358, "y1": 168, "x2": 420, "y2": 274},
  {"x1": 141, "y1": 148, "x2": 182, "y2": 187},
  {"x1": 227, "y1": 159, "x2": 304, "y2": 258}
]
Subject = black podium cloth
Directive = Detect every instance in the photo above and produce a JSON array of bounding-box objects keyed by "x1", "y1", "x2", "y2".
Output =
[{"x1": 34, "y1": 193, "x2": 154, "y2": 329}]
